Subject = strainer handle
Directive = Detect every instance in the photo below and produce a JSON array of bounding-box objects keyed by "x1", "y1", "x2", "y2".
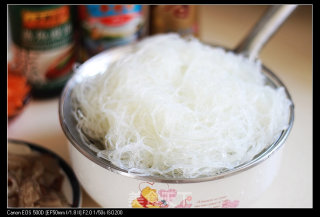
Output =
[{"x1": 235, "y1": 5, "x2": 297, "y2": 61}]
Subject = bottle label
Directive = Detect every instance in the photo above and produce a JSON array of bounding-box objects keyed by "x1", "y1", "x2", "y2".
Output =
[
  {"x1": 78, "y1": 5, "x2": 144, "y2": 58},
  {"x1": 151, "y1": 5, "x2": 198, "y2": 36},
  {"x1": 9, "y1": 5, "x2": 76, "y2": 92}
]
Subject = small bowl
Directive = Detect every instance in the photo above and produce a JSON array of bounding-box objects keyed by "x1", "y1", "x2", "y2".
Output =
[
  {"x1": 7, "y1": 70, "x2": 32, "y2": 122},
  {"x1": 8, "y1": 139, "x2": 82, "y2": 208},
  {"x1": 8, "y1": 92, "x2": 32, "y2": 123}
]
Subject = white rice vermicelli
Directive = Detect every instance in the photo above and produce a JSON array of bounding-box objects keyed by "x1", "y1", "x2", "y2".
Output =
[{"x1": 72, "y1": 33, "x2": 291, "y2": 178}]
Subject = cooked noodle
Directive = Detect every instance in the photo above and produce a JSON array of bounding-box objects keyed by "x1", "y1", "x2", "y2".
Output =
[{"x1": 72, "y1": 34, "x2": 291, "y2": 178}]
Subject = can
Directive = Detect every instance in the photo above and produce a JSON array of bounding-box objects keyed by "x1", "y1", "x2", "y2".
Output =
[
  {"x1": 8, "y1": 5, "x2": 76, "y2": 97},
  {"x1": 150, "y1": 5, "x2": 198, "y2": 37},
  {"x1": 78, "y1": 5, "x2": 148, "y2": 61}
]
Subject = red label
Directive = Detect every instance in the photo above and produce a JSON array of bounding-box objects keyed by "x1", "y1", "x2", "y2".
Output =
[{"x1": 87, "y1": 13, "x2": 136, "y2": 27}]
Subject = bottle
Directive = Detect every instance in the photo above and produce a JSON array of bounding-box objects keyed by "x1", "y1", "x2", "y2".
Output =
[
  {"x1": 8, "y1": 5, "x2": 77, "y2": 98},
  {"x1": 78, "y1": 5, "x2": 149, "y2": 62},
  {"x1": 150, "y1": 5, "x2": 198, "y2": 37}
]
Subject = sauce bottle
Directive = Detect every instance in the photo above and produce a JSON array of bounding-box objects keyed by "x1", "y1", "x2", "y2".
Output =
[
  {"x1": 78, "y1": 5, "x2": 148, "y2": 62},
  {"x1": 8, "y1": 5, "x2": 77, "y2": 98},
  {"x1": 150, "y1": 5, "x2": 198, "y2": 37}
]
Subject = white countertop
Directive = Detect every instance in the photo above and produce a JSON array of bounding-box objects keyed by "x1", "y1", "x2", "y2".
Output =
[{"x1": 8, "y1": 5, "x2": 312, "y2": 208}]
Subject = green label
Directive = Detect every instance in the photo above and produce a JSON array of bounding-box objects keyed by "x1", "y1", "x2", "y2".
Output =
[
  {"x1": 9, "y1": 5, "x2": 74, "y2": 50},
  {"x1": 20, "y1": 22, "x2": 73, "y2": 50}
]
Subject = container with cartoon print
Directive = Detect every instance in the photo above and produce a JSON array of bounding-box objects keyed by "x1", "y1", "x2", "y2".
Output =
[{"x1": 59, "y1": 5, "x2": 295, "y2": 208}]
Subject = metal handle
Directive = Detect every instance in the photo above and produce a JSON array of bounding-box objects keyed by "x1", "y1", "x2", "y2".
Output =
[{"x1": 235, "y1": 5, "x2": 297, "y2": 61}]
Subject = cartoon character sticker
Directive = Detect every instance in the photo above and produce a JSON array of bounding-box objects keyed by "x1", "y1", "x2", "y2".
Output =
[
  {"x1": 131, "y1": 186, "x2": 168, "y2": 208},
  {"x1": 130, "y1": 182, "x2": 240, "y2": 208},
  {"x1": 130, "y1": 182, "x2": 192, "y2": 208}
]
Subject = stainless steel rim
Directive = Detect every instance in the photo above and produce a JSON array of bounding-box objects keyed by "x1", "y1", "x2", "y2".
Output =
[{"x1": 59, "y1": 46, "x2": 294, "y2": 184}]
